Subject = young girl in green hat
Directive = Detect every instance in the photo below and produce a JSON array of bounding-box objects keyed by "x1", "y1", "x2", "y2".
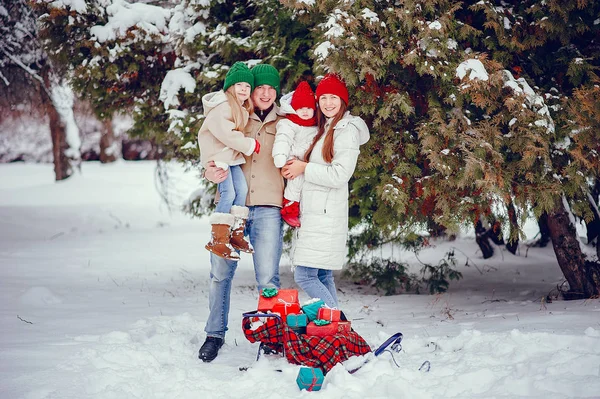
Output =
[{"x1": 198, "y1": 62, "x2": 261, "y2": 260}]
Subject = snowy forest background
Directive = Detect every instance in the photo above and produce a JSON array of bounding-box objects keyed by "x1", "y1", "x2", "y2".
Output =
[{"x1": 1, "y1": 0, "x2": 600, "y2": 299}]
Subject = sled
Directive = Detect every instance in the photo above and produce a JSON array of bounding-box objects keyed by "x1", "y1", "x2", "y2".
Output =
[
  {"x1": 347, "y1": 331, "x2": 403, "y2": 374},
  {"x1": 241, "y1": 310, "x2": 403, "y2": 373},
  {"x1": 242, "y1": 311, "x2": 289, "y2": 360}
]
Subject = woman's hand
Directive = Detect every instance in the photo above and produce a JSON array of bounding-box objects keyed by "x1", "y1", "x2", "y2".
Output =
[
  {"x1": 204, "y1": 161, "x2": 228, "y2": 183},
  {"x1": 281, "y1": 159, "x2": 307, "y2": 180}
]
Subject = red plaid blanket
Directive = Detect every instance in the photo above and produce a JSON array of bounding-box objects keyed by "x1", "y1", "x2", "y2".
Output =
[{"x1": 242, "y1": 317, "x2": 371, "y2": 373}]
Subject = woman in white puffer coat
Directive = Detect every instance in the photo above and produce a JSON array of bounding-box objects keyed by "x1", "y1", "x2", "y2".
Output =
[{"x1": 282, "y1": 74, "x2": 370, "y2": 308}]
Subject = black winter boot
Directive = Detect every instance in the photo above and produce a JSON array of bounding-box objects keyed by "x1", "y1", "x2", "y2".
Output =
[{"x1": 199, "y1": 336, "x2": 224, "y2": 362}]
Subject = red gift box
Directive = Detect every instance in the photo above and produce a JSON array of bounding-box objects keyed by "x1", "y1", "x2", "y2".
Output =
[
  {"x1": 272, "y1": 301, "x2": 301, "y2": 316},
  {"x1": 306, "y1": 321, "x2": 339, "y2": 337},
  {"x1": 317, "y1": 307, "x2": 341, "y2": 322},
  {"x1": 257, "y1": 289, "x2": 299, "y2": 312},
  {"x1": 337, "y1": 321, "x2": 351, "y2": 334}
]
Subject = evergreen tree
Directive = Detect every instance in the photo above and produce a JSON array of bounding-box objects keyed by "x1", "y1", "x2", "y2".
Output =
[
  {"x1": 2, "y1": 0, "x2": 80, "y2": 180},
  {"x1": 33, "y1": 0, "x2": 176, "y2": 160},
  {"x1": 35, "y1": 0, "x2": 317, "y2": 212},
  {"x1": 468, "y1": 0, "x2": 600, "y2": 297},
  {"x1": 35, "y1": 0, "x2": 600, "y2": 297},
  {"x1": 292, "y1": 0, "x2": 600, "y2": 297}
]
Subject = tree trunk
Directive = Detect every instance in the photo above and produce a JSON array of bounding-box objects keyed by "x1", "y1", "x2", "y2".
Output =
[
  {"x1": 475, "y1": 218, "x2": 494, "y2": 259},
  {"x1": 487, "y1": 219, "x2": 504, "y2": 245},
  {"x1": 535, "y1": 213, "x2": 551, "y2": 248},
  {"x1": 41, "y1": 66, "x2": 71, "y2": 181},
  {"x1": 505, "y1": 202, "x2": 519, "y2": 255},
  {"x1": 546, "y1": 198, "x2": 600, "y2": 299},
  {"x1": 99, "y1": 118, "x2": 117, "y2": 163}
]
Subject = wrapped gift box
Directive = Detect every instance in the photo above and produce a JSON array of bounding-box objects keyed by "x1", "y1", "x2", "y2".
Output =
[
  {"x1": 296, "y1": 367, "x2": 324, "y2": 391},
  {"x1": 257, "y1": 288, "x2": 299, "y2": 312},
  {"x1": 272, "y1": 301, "x2": 301, "y2": 316},
  {"x1": 306, "y1": 321, "x2": 339, "y2": 337},
  {"x1": 286, "y1": 313, "x2": 308, "y2": 328},
  {"x1": 301, "y1": 299, "x2": 324, "y2": 321},
  {"x1": 337, "y1": 320, "x2": 351, "y2": 334},
  {"x1": 317, "y1": 307, "x2": 341, "y2": 322}
]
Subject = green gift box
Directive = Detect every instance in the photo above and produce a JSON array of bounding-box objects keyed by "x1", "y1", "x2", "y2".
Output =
[
  {"x1": 296, "y1": 367, "x2": 324, "y2": 391},
  {"x1": 286, "y1": 313, "x2": 308, "y2": 328},
  {"x1": 301, "y1": 299, "x2": 324, "y2": 322}
]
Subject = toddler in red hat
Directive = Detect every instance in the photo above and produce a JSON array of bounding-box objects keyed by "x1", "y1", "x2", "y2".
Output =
[{"x1": 272, "y1": 81, "x2": 318, "y2": 228}]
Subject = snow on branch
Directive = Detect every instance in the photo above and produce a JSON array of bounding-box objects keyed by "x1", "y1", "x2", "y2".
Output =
[
  {"x1": 456, "y1": 59, "x2": 489, "y2": 81},
  {"x1": 89, "y1": 0, "x2": 172, "y2": 43},
  {"x1": 46, "y1": 0, "x2": 88, "y2": 13},
  {"x1": 502, "y1": 70, "x2": 555, "y2": 134},
  {"x1": 322, "y1": 11, "x2": 346, "y2": 39},
  {"x1": 159, "y1": 64, "x2": 198, "y2": 110},
  {"x1": 169, "y1": 4, "x2": 207, "y2": 44},
  {"x1": 314, "y1": 41, "x2": 334, "y2": 61},
  {"x1": 361, "y1": 8, "x2": 379, "y2": 24}
]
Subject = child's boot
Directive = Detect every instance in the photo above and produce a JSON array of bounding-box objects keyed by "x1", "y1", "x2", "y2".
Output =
[
  {"x1": 205, "y1": 213, "x2": 240, "y2": 260},
  {"x1": 281, "y1": 198, "x2": 301, "y2": 228},
  {"x1": 230, "y1": 205, "x2": 254, "y2": 253}
]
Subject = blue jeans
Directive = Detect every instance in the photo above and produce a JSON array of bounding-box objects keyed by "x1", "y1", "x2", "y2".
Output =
[
  {"x1": 205, "y1": 206, "x2": 283, "y2": 338},
  {"x1": 215, "y1": 165, "x2": 247, "y2": 213},
  {"x1": 294, "y1": 266, "x2": 339, "y2": 308}
]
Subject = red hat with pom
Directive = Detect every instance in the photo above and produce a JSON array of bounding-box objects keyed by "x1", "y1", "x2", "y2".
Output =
[
  {"x1": 315, "y1": 73, "x2": 349, "y2": 105},
  {"x1": 291, "y1": 81, "x2": 316, "y2": 111}
]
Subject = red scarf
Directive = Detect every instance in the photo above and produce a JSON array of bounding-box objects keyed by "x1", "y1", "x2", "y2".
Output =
[{"x1": 286, "y1": 113, "x2": 317, "y2": 127}]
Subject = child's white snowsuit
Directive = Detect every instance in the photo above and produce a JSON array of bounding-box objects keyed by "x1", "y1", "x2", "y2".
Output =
[{"x1": 272, "y1": 91, "x2": 318, "y2": 202}]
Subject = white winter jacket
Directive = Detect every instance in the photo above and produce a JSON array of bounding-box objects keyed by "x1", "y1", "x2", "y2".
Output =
[
  {"x1": 291, "y1": 112, "x2": 370, "y2": 270},
  {"x1": 272, "y1": 91, "x2": 318, "y2": 167}
]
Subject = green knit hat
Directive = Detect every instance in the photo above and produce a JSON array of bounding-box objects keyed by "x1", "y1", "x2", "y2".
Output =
[
  {"x1": 251, "y1": 64, "x2": 281, "y2": 96},
  {"x1": 223, "y1": 62, "x2": 254, "y2": 92}
]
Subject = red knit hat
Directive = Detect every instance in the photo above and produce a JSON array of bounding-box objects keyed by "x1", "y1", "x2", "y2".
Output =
[
  {"x1": 290, "y1": 81, "x2": 316, "y2": 111},
  {"x1": 315, "y1": 73, "x2": 349, "y2": 105}
]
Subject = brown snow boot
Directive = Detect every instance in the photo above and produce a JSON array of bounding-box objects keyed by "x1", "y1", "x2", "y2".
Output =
[
  {"x1": 230, "y1": 205, "x2": 254, "y2": 253},
  {"x1": 205, "y1": 213, "x2": 240, "y2": 260}
]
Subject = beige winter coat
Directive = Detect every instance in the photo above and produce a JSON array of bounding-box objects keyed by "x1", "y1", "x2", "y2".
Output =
[
  {"x1": 198, "y1": 90, "x2": 256, "y2": 168},
  {"x1": 212, "y1": 104, "x2": 285, "y2": 207},
  {"x1": 240, "y1": 106, "x2": 285, "y2": 207}
]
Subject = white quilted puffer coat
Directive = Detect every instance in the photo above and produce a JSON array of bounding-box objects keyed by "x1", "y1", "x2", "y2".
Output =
[
  {"x1": 273, "y1": 91, "x2": 319, "y2": 202},
  {"x1": 272, "y1": 91, "x2": 318, "y2": 168},
  {"x1": 291, "y1": 112, "x2": 370, "y2": 270}
]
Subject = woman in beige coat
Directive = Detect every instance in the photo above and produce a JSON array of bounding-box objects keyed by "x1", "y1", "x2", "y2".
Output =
[{"x1": 198, "y1": 62, "x2": 261, "y2": 260}]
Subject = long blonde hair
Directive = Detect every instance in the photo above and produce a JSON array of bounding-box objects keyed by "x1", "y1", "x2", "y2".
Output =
[
  {"x1": 225, "y1": 86, "x2": 254, "y2": 130},
  {"x1": 304, "y1": 102, "x2": 347, "y2": 163}
]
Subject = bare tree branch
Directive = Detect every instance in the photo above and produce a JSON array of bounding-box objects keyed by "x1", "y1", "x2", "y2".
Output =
[
  {"x1": 0, "y1": 48, "x2": 45, "y2": 86},
  {"x1": 17, "y1": 315, "x2": 33, "y2": 324}
]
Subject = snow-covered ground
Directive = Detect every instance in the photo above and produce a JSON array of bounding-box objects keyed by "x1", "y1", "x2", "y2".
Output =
[{"x1": 0, "y1": 161, "x2": 599, "y2": 399}]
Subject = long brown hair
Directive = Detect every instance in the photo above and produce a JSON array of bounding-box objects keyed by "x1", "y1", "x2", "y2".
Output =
[
  {"x1": 225, "y1": 86, "x2": 254, "y2": 130},
  {"x1": 304, "y1": 102, "x2": 347, "y2": 163}
]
